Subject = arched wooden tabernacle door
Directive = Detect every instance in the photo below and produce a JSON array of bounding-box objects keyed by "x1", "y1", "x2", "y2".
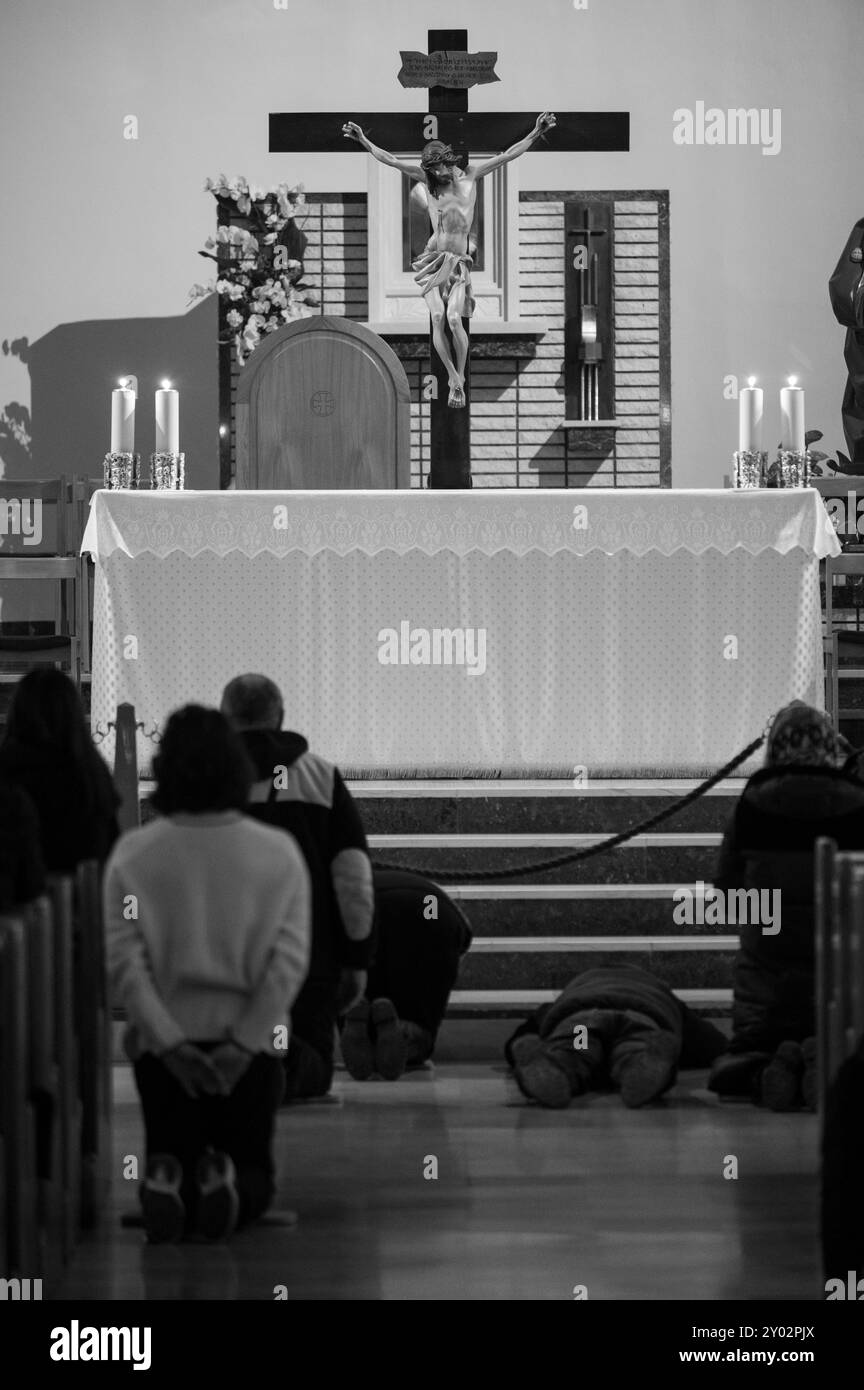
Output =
[{"x1": 234, "y1": 315, "x2": 411, "y2": 488}]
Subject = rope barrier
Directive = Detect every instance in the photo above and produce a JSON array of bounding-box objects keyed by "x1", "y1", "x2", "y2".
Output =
[{"x1": 370, "y1": 731, "x2": 766, "y2": 883}]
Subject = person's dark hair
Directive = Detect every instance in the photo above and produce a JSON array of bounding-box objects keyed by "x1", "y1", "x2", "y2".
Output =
[
  {"x1": 150, "y1": 705, "x2": 254, "y2": 814},
  {"x1": 220, "y1": 673, "x2": 283, "y2": 730},
  {"x1": 2, "y1": 668, "x2": 111, "y2": 817}
]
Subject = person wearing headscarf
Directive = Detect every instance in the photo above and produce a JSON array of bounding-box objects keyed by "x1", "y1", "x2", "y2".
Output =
[{"x1": 708, "y1": 702, "x2": 864, "y2": 1109}]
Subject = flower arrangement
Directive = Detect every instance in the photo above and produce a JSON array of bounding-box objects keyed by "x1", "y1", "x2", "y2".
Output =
[{"x1": 189, "y1": 176, "x2": 319, "y2": 364}]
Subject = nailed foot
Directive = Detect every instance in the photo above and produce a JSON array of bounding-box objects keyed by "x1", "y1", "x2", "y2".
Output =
[{"x1": 448, "y1": 384, "x2": 465, "y2": 408}]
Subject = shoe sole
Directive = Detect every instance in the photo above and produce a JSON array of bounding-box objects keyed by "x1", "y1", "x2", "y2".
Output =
[
  {"x1": 618, "y1": 1054, "x2": 676, "y2": 1109},
  {"x1": 513, "y1": 1060, "x2": 572, "y2": 1108},
  {"x1": 197, "y1": 1179, "x2": 240, "y2": 1242},
  {"x1": 341, "y1": 1008, "x2": 375, "y2": 1081},
  {"x1": 761, "y1": 1064, "x2": 802, "y2": 1111},
  {"x1": 141, "y1": 1185, "x2": 185, "y2": 1245},
  {"x1": 371, "y1": 1000, "x2": 406, "y2": 1081}
]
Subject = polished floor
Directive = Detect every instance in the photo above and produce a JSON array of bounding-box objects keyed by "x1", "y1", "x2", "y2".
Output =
[{"x1": 55, "y1": 1062, "x2": 822, "y2": 1301}]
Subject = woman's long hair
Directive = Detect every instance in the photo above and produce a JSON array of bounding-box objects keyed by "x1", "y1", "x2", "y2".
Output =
[{"x1": 2, "y1": 668, "x2": 112, "y2": 816}]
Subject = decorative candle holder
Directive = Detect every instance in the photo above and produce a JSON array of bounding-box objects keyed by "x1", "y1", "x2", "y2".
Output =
[
  {"x1": 774, "y1": 448, "x2": 812, "y2": 489},
  {"x1": 732, "y1": 449, "x2": 767, "y2": 489},
  {"x1": 103, "y1": 451, "x2": 141, "y2": 489},
  {"x1": 150, "y1": 451, "x2": 185, "y2": 490}
]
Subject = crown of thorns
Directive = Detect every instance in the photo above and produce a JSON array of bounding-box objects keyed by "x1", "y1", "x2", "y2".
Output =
[{"x1": 420, "y1": 141, "x2": 459, "y2": 170}]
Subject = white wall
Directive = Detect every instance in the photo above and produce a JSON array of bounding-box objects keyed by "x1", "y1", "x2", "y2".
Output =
[{"x1": 0, "y1": 0, "x2": 861, "y2": 486}]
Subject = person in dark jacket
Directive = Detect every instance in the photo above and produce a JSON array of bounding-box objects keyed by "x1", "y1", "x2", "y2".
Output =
[
  {"x1": 708, "y1": 702, "x2": 864, "y2": 1109},
  {"x1": 0, "y1": 779, "x2": 45, "y2": 910},
  {"x1": 505, "y1": 964, "x2": 726, "y2": 1109},
  {"x1": 340, "y1": 868, "x2": 473, "y2": 1081},
  {"x1": 221, "y1": 673, "x2": 375, "y2": 1100},
  {"x1": 0, "y1": 669, "x2": 120, "y2": 873}
]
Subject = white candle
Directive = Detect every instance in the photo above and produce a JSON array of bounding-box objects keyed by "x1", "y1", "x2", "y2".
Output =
[
  {"x1": 738, "y1": 378, "x2": 763, "y2": 452},
  {"x1": 780, "y1": 377, "x2": 805, "y2": 452},
  {"x1": 155, "y1": 381, "x2": 179, "y2": 454},
  {"x1": 110, "y1": 382, "x2": 135, "y2": 453}
]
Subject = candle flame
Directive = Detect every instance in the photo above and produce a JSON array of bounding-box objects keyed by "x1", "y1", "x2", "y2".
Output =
[
  {"x1": 160, "y1": 379, "x2": 172, "y2": 390},
  {"x1": 747, "y1": 377, "x2": 756, "y2": 387},
  {"x1": 788, "y1": 375, "x2": 798, "y2": 387}
]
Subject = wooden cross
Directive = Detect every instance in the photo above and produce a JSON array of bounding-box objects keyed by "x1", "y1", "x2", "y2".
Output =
[{"x1": 270, "y1": 33, "x2": 629, "y2": 488}]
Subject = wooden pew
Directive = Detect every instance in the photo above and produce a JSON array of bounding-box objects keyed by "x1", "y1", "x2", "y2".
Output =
[
  {"x1": 75, "y1": 860, "x2": 112, "y2": 1227},
  {"x1": 815, "y1": 838, "x2": 864, "y2": 1110},
  {"x1": 25, "y1": 895, "x2": 63, "y2": 1288},
  {"x1": 47, "y1": 875, "x2": 81, "y2": 1260},
  {"x1": 0, "y1": 913, "x2": 39, "y2": 1277}
]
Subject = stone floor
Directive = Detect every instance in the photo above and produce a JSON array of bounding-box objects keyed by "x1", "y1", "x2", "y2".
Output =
[{"x1": 54, "y1": 1061, "x2": 822, "y2": 1302}]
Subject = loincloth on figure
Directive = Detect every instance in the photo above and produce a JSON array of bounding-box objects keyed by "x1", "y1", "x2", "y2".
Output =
[{"x1": 411, "y1": 249, "x2": 476, "y2": 317}]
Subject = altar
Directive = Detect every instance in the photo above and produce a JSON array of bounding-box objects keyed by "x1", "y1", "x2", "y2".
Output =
[{"x1": 82, "y1": 488, "x2": 839, "y2": 778}]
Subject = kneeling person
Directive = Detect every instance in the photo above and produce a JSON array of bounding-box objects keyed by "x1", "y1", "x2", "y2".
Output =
[
  {"x1": 105, "y1": 707, "x2": 310, "y2": 1242},
  {"x1": 341, "y1": 868, "x2": 473, "y2": 1080},
  {"x1": 222, "y1": 674, "x2": 375, "y2": 1100}
]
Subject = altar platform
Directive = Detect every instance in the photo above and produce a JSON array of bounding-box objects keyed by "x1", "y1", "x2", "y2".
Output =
[{"x1": 81, "y1": 487, "x2": 839, "y2": 778}]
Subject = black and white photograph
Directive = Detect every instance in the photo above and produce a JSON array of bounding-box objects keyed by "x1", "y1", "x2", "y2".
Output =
[{"x1": 0, "y1": 0, "x2": 863, "y2": 1353}]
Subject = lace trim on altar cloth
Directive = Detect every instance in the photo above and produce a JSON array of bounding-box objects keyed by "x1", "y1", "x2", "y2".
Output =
[{"x1": 82, "y1": 489, "x2": 841, "y2": 562}]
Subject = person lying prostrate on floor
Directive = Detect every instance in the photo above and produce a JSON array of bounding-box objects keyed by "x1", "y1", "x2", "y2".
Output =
[
  {"x1": 505, "y1": 964, "x2": 726, "y2": 1109},
  {"x1": 221, "y1": 673, "x2": 375, "y2": 1101},
  {"x1": 0, "y1": 778, "x2": 45, "y2": 911},
  {"x1": 708, "y1": 701, "x2": 864, "y2": 1111},
  {"x1": 0, "y1": 668, "x2": 120, "y2": 873},
  {"x1": 104, "y1": 705, "x2": 310, "y2": 1244},
  {"x1": 340, "y1": 867, "x2": 473, "y2": 1081}
]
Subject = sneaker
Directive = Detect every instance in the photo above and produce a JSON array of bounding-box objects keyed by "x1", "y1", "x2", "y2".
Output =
[
  {"x1": 761, "y1": 1040, "x2": 804, "y2": 1111},
  {"x1": 195, "y1": 1150, "x2": 240, "y2": 1242},
  {"x1": 801, "y1": 1037, "x2": 818, "y2": 1111},
  {"x1": 513, "y1": 1052, "x2": 574, "y2": 1108},
  {"x1": 340, "y1": 998, "x2": 375, "y2": 1080},
  {"x1": 141, "y1": 1154, "x2": 186, "y2": 1245},
  {"x1": 616, "y1": 1038, "x2": 678, "y2": 1109},
  {"x1": 370, "y1": 998, "x2": 406, "y2": 1080}
]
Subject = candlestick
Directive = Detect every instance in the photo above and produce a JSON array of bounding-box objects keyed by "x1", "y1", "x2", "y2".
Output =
[
  {"x1": 155, "y1": 381, "x2": 180, "y2": 454},
  {"x1": 110, "y1": 384, "x2": 135, "y2": 453},
  {"x1": 780, "y1": 378, "x2": 805, "y2": 452},
  {"x1": 150, "y1": 452, "x2": 185, "y2": 490},
  {"x1": 738, "y1": 378, "x2": 763, "y2": 452}
]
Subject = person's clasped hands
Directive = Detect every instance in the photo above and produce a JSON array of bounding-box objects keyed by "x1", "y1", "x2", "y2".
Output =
[{"x1": 161, "y1": 1040, "x2": 255, "y2": 1097}]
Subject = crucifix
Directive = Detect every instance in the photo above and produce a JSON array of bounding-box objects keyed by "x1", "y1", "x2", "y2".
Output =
[{"x1": 269, "y1": 29, "x2": 629, "y2": 487}]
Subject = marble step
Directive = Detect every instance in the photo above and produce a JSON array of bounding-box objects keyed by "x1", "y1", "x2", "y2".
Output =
[
  {"x1": 429, "y1": 886, "x2": 743, "y2": 936},
  {"x1": 348, "y1": 779, "x2": 745, "y2": 834},
  {"x1": 368, "y1": 834, "x2": 721, "y2": 884},
  {"x1": 458, "y1": 948, "x2": 733, "y2": 992}
]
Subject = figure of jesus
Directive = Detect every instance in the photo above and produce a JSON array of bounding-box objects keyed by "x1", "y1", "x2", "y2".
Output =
[{"x1": 342, "y1": 112, "x2": 557, "y2": 407}]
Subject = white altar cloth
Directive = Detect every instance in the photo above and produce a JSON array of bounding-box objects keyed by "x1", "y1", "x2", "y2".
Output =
[{"x1": 82, "y1": 488, "x2": 839, "y2": 778}]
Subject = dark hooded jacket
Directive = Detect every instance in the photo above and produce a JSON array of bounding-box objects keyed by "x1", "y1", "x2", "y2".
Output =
[
  {"x1": 715, "y1": 766, "x2": 864, "y2": 1050},
  {"x1": 237, "y1": 728, "x2": 374, "y2": 980},
  {"x1": 535, "y1": 964, "x2": 726, "y2": 1065}
]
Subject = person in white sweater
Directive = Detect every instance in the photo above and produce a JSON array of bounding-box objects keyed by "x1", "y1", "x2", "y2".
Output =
[{"x1": 104, "y1": 705, "x2": 311, "y2": 1243}]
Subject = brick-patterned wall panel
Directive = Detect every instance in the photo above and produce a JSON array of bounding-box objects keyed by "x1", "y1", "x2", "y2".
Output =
[
  {"x1": 220, "y1": 191, "x2": 670, "y2": 489},
  {"x1": 518, "y1": 200, "x2": 567, "y2": 485},
  {"x1": 614, "y1": 200, "x2": 661, "y2": 485}
]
